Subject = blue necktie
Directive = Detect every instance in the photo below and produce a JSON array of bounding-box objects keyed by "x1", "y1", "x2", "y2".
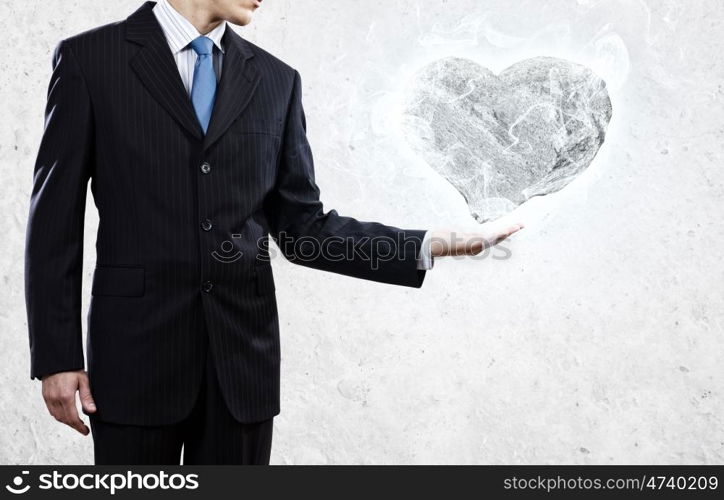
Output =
[{"x1": 189, "y1": 36, "x2": 216, "y2": 134}]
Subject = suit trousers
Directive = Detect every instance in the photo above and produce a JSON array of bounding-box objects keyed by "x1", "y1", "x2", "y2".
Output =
[{"x1": 89, "y1": 339, "x2": 274, "y2": 465}]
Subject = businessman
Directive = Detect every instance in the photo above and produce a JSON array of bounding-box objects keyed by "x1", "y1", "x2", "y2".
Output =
[{"x1": 25, "y1": 0, "x2": 523, "y2": 465}]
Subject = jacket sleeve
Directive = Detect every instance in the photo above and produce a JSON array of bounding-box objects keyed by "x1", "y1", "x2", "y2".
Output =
[
  {"x1": 25, "y1": 39, "x2": 94, "y2": 380},
  {"x1": 263, "y1": 69, "x2": 427, "y2": 288}
]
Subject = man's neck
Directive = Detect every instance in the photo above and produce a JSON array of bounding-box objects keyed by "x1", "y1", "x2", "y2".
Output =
[{"x1": 166, "y1": 0, "x2": 223, "y2": 35}]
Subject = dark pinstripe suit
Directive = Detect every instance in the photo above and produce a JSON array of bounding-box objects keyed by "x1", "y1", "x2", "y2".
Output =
[{"x1": 25, "y1": 1, "x2": 427, "y2": 429}]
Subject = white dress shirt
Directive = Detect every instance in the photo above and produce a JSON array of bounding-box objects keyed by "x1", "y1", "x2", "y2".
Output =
[
  {"x1": 152, "y1": 0, "x2": 434, "y2": 270},
  {"x1": 152, "y1": 0, "x2": 226, "y2": 94}
]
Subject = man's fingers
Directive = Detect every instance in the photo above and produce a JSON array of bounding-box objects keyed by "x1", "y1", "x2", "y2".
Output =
[
  {"x1": 430, "y1": 224, "x2": 524, "y2": 256},
  {"x1": 477, "y1": 225, "x2": 518, "y2": 248},
  {"x1": 491, "y1": 223, "x2": 524, "y2": 244},
  {"x1": 507, "y1": 223, "x2": 524, "y2": 235},
  {"x1": 59, "y1": 397, "x2": 90, "y2": 435},
  {"x1": 500, "y1": 223, "x2": 523, "y2": 236},
  {"x1": 78, "y1": 375, "x2": 97, "y2": 414},
  {"x1": 41, "y1": 372, "x2": 92, "y2": 435},
  {"x1": 46, "y1": 399, "x2": 63, "y2": 422},
  {"x1": 46, "y1": 393, "x2": 87, "y2": 434}
]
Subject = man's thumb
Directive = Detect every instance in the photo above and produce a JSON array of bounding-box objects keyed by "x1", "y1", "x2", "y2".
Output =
[{"x1": 78, "y1": 376, "x2": 97, "y2": 413}]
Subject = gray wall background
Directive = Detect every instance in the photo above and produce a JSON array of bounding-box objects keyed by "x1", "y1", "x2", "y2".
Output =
[{"x1": 1, "y1": 0, "x2": 722, "y2": 464}]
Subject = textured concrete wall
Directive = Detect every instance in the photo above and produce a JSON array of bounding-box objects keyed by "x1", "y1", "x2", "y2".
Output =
[{"x1": 1, "y1": 0, "x2": 722, "y2": 464}]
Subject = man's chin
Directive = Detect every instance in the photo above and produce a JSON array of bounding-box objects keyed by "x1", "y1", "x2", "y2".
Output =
[{"x1": 228, "y1": 11, "x2": 253, "y2": 26}]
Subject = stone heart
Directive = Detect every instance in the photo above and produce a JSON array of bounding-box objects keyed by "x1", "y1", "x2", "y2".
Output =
[{"x1": 401, "y1": 56, "x2": 612, "y2": 222}]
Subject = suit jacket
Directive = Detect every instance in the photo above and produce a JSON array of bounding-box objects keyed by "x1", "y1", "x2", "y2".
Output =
[{"x1": 24, "y1": 1, "x2": 427, "y2": 425}]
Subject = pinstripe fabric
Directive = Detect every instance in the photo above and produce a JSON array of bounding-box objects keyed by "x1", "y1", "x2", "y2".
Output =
[
  {"x1": 89, "y1": 345, "x2": 273, "y2": 464},
  {"x1": 25, "y1": 1, "x2": 428, "y2": 426}
]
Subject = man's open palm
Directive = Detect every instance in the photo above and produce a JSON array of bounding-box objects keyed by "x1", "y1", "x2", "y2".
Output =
[{"x1": 430, "y1": 220, "x2": 525, "y2": 257}]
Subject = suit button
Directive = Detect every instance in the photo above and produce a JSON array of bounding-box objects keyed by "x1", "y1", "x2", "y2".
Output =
[
  {"x1": 202, "y1": 281, "x2": 214, "y2": 293},
  {"x1": 201, "y1": 219, "x2": 213, "y2": 231},
  {"x1": 200, "y1": 162, "x2": 211, "y2": 174}
]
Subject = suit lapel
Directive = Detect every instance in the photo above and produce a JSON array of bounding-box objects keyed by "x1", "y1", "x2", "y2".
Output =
[
  {"x1": 203, "y1": 26, "x2": 262, "y2": 151},
  {"x1": 125, "y1": 2, "x2": 263, "y2": 149},
  {"x1": 126, "y1": 1, "x2": 204, "y2": 141}
]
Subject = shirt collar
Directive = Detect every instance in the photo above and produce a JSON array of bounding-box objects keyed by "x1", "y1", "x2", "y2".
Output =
[{"x1": 153, "y1": 0, "x2": 227, "y2": 55}]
